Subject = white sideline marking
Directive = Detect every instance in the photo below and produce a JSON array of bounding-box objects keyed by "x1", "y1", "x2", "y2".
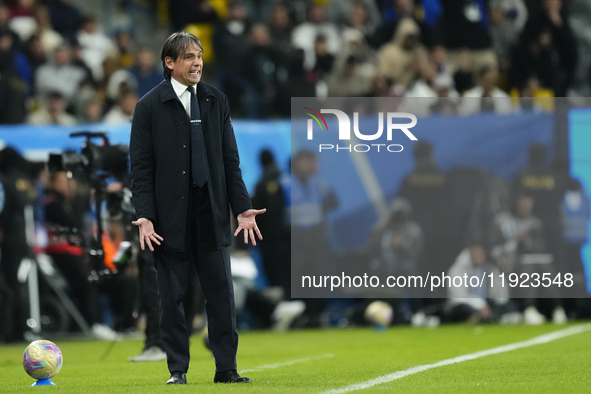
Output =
[
  {"x1": 240, "y1": 354, "x2": 334, "y2": 373},
  {"x1": 320, "y1": 323, "x2": 591, "y2": 394}
]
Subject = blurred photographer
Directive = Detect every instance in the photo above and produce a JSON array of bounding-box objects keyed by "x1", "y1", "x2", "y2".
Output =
[{"x1": 43, "y1": 171, "x2": 117, "y2": 340}]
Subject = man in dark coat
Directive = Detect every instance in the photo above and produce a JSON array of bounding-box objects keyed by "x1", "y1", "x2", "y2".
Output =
[{"x1": 129, "y1": 31, "x2": 265, "y2": 385}]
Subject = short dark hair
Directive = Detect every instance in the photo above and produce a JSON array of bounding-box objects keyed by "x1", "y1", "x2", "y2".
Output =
[{"x1": 160, "y1": 31, "x2": 204, "y2": 80}]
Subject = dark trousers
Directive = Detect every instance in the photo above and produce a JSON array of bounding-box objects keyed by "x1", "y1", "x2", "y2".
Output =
[
  {"x1": 153, "y1": 184, "x2": 238, "y2": 374},
  {"x1": 138, "y1": 249, "x2": 162, "y2": 350}
]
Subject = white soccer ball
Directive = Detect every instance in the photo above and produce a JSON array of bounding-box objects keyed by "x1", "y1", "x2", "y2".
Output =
[{"x1": 364, "y1": 301, "x2": 393, "y2": 327}]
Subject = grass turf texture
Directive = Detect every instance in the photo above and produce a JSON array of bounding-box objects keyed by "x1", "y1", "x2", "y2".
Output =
[{"x1": 0, "y1": 324, "x2": 590, "y2": 393}]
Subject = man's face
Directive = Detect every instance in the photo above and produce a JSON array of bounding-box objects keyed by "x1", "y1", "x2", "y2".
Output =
[{"x1": 166, "y1": 42, "x2": 203, "y2": 86}]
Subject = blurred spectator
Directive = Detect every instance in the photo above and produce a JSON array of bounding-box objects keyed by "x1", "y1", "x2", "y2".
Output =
[
  {"x1": 398, "y1": 141, "x2": 453, "y2": 275},
  {"x1": 244, "y1": 24, "x2": 280, "y2": 118},
  {"x1": 168, "y1": 0, "x2": 219, "y2": 33},
  {"x1": 268, "y1": 4, "x2": 294, "y2": 61},
  {"x1": 0, "y1": 25, "x2": 30, "y2": 80},
  {"x1": 517, "y1": 0, "x2": 577, "y2": 96},
  {"x1": 69, "y1": 38, "x2": 95, "y2": 86},
  {"x1": 513, "y1": 77, "x2": 554, "y2": 113},
  {"x1": 72, "y1": 78, "x2": 99, "y2": 122},
  {"x1": 275, "y1": 49, "x2": 316, "y2": 117},
  {"x1": 328, "y1": 0, "x2": 381, "y2": 34},
  {"x1": 512, "y1": 143, "x2": 567, "y2": 274},
  {"x1": 243, "y1": 0, "x2": 276, "y2": 24},
  {"x1": 435, "y1": 0, "x2": 497, "y2": 72},
  {"x1": 492, "y1": 0, "x2": 528, "y2": 32},
  {"x1": 212, "y1": 1, "x2": 257, "y2": 117},
  {"x1": 103, "y1": 90, "x2": 138, "y2": 124},
  {"x1": 105, "y1": 68, "x2": 137, "y2": 110},
  {"x1": 459, "y1": 66, "x2": 513, "y2": 115},
  {"x1": 291, "y1": 3, "x2": 340, "y2": 70},
  {"x1": 103, "y1": 31, "x2": 135, "y2": 83},
  {"x1": 371, "y1": 0, "x2": 434, "y2": 49},
  {"x1": 490, "y1": 192, "x2": 568, "y2": 325},
  {"x1": 453, "y1": 48, "x2": 476, "y2": 94},
  {"x1": 491, "y1": 193, "x2": 545, "y2": 272},
  {"x1": 76, "y1": 15, "x2": 115, "y2": 81},
  {"x1": 510, "y1": 28, "x2": 558, "y2": 96},
  {"x1": 35, "y1": 44, "x2": 87, "y2": 103},
  {"x1": 23, "y1": 33, "x2": 45, "y2": 77},
  {"x1": 0, "y1": 29, "x2": 28, "y2": 123},
  {"x1": 401, "y1": 62, "x2": 438, "y2": 116},
  {"x1": 251, "y1": 149, "x2": 291, "y2": 299},
  {"x1": 7, "y1": 0, "x2": 36, "y2": 41},
  {"x1": 403, "y1": 59, "x2": 460, "y2": 116},
  {"x1": 340, "y1": 0, "x2": 380, "y2": 36},
  {"x1": 291, "y1": 150, "x2": 338, "y2": 326},
  {"x1": 445, "y1": 241, "x2": 509, "y2": 323},
  {"x1": 310, "y1": 35, "x2": 334, "y2": 84},
  {"x1": 327, "y1": 54, "x2": 374, "y2": 97},
  {"x1": 127, "y1": 46, "x2": 162, "y2": 98},
  {"x1": 366, "y1": 198, "x2": 424, "y2": 278},
  {"x1": 47, "y1": 0, "x2": 80, "y2": 38},
  {"x1": 80, "y1": 100, "x2": 102, "y2": 124},
  {"x1": 431, "y1": 45, "x2": 454, "y2": 85},
  {"x1": 33, "y1": 5, "x2": 62, "y2": 54},
  {"x1": 0, "y1": 2, "x2": 21, "y2": 48},
  {"x1": 489, "y1": 0, "x2": 519, "y2": 75},
  {"x1": 377, "y1": 18, "x2": 427, "y2": 90},
  {"x1": 28, "y1": 91, "x2": 76, "y2": 125}
]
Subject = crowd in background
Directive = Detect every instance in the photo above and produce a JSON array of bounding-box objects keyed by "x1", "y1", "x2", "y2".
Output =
[
  {"x1": 0, "y1": 0, "x2": 591, "y2": 343},
  {"x1": 0, "y1": 0, "x2": 590, "y2": 123}
]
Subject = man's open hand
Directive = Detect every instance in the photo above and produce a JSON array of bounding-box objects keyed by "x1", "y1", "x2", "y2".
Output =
[
  {"x1": 234, "y1": 208, "x2": 266, "y2": 246},
  {"x1": 131, "y1": 218, "x2": 164, "y2": 251}
]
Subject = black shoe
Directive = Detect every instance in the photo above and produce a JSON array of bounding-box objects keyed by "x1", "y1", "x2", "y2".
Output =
[
  {"x1": 213, "y1": 370, "x2": 251, "y2": 383},
  {"x1": 166, "y1": 371, "x2": 187, "y2": 385}
]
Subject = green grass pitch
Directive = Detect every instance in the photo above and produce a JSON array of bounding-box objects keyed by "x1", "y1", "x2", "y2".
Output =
[{"x1": 1, "y1": 323, "x2": 590, "y2": 393}]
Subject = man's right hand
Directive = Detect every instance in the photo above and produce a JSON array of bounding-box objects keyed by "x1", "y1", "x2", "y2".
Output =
[{"x1": 131, "y1": 218, "x2": 164, "y2": 251}]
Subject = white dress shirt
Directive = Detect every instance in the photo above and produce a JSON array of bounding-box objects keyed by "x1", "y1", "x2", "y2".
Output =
[{"x1": 170, "y1": 77, "x2": 197, "y2": 118}]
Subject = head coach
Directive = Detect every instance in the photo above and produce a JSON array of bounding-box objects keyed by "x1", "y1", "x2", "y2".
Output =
[{"x1": 129, "y1": 31, "x2": 265, "y2": 385}]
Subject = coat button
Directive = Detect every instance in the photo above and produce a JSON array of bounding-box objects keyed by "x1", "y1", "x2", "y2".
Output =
[
  {"x1": 181, "y1": 120, "x2": 185, "y2": 124},
  {"x1": 181, "y1": 196, "x2": 185, "y2": 201},
  {"x1": 182, "y1": 170, "x2": 186, "y2": 175},
  {"x1": 183, "y1": 145, "x2": 187, "y2": 149}
]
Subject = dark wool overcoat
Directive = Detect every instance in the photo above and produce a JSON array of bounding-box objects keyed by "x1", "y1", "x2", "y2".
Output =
[{"x1": 130, "y1": 79, "x2": 251, "y2": 251}]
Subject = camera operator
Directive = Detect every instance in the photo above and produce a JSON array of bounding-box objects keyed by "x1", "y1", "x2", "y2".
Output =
[{"x1": 43, "y1": 170, "x2": 118, "y2": 340}]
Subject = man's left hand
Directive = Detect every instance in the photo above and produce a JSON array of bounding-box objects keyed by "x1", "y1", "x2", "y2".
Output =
[{"x1": 235, "y1": 208, "x2": 266, "y2": 246}]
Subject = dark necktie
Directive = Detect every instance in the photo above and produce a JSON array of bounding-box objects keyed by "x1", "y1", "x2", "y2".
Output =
[{"x1": 187, "y1": 86, "x2": 208, "y2": 187}]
